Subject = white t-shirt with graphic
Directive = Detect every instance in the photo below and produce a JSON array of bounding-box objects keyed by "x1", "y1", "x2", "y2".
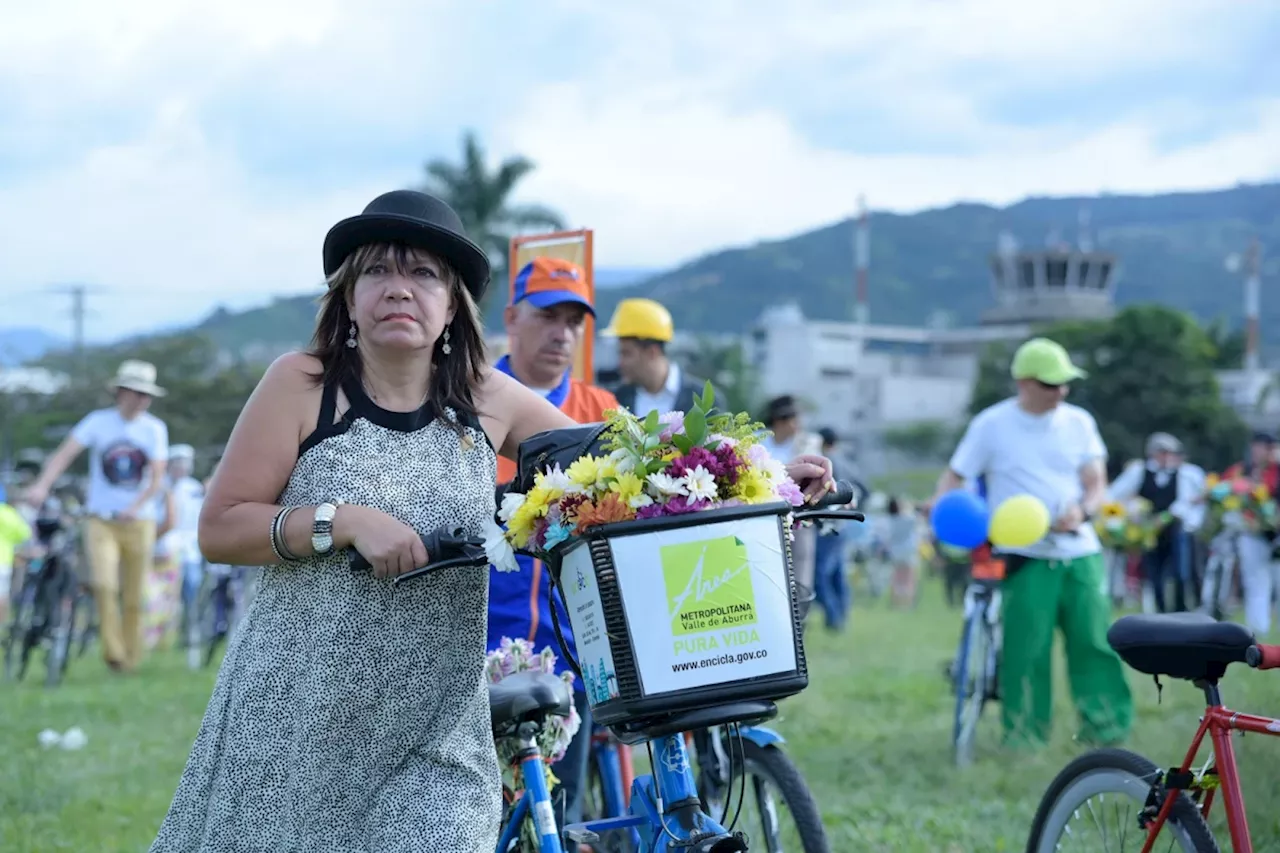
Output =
[
  {"x1": 949, "y1": 398, "x2": 1107, "y2": 561},
  {"x1": 70, "y1": 408, "x2": 170, "y2": 520}
]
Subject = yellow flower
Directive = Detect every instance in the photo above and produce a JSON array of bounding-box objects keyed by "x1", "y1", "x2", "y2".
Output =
[
  {"x1": 1223, "y1": 495, "x2": 1241, "y2": 511},
  {"x1": 733, "y1": 470, "x2": 772, "y2": 504},
  {"x1": 1100, "y1": 502, "x2": 1126, "y2": 520},
  {"x1": 566, "y1": 456, "x2": 600, "y2": 488},
  {"x1": 1254, "y1": 484, "x2": 1270, "y2": 502},
  {"x1": 661, "y1": 450, "x2": 680, "y2": 462},
  {"x1": 608, "y1": 471, "x2": 644, "y2": 504},
  {"x1": 1205, "y1": 473, "x2": 1220, "y2": 488}
]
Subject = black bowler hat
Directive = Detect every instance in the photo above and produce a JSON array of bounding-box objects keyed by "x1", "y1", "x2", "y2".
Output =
[{"x1": 322, "y1": 190, "x2": 491, "y2": 301}]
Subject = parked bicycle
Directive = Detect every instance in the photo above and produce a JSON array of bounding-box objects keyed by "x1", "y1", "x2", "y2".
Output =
[
  {"x1": 2, "y1": 497, "x2": 90, "y2": 687},
  {"x1": 187, "y1": 561, "x2": 252, "y2": 669},
  {"x1": 350, "y1": 482, "x2": 860, "y2": 851},
  {"x1": 947, "y1": 548, "x2": 1003, "y2": 767},
  {"x1": 1026, "y1": 611, "x2": 1280, "y2": 852}
]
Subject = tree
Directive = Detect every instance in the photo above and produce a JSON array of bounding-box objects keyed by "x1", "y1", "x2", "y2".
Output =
[
  {"x1": 420, "y1": 131, "x2": 566, "y2": 315},
  {"x1": 968, "y1": 305, "x2": 1249, "y2": 475},
  {"x1": 12, "y1": 333, "x2": 265, "y2": 475}
]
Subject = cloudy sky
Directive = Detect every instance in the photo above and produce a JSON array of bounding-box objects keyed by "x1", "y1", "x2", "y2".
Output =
[{"x1": 1, "y1": 0, "x2": 1277, "y2": 341}]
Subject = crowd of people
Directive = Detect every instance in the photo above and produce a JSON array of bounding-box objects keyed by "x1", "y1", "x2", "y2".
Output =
[{"x1": 6, "y1": 187, "x2": 1275, "y2": 851}]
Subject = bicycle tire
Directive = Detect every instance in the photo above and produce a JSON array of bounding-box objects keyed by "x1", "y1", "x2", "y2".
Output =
[
  {"x1": 1025, "y1": 748, "x2": 1218, "y2": 853},
  {"x1": 732, "y1": 739, "x2": 829, "y2": 853},
  {"x1": 951, "y1": 606, "x2": 988, "y2": 767}
]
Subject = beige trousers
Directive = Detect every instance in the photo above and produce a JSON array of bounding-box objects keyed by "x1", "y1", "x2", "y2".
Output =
[{"x1": 84, "y1": 516, "x2": 157, "y2": 669}]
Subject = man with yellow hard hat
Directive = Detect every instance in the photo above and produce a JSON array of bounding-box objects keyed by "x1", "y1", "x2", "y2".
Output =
[{"x1": 602, "y1": 297, "x2": 714, "y2": 416}]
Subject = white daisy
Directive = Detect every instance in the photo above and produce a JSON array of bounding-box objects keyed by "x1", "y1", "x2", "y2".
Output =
[
  {"x1": 630, "y1": 492, "x2": 654, "y2": 509},
  {"x1": 682, "y1": 465, "x2": 718, "y2": 502},
  {"x1": 647, "y1": 472, "x2": 689, "y2": 497},
  {"x1": 482, "y1": 518, "x2": 519, "y2": 573},
  {"x1": 497, "y1": 491, "x2": 526, "y2": 523}
]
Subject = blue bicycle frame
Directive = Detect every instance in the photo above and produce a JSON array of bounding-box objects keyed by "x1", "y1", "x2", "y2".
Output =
[
  {"x1": 501, "y1": 729, "x2": 753, "y2": 851},
  {"x1": 497, "y1": 746, "x2": 566, "y2": 853}
]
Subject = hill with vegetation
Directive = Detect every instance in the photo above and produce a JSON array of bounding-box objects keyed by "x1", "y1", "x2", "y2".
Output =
[{"x1": 175, "y1": 182, "x2": 1279, "y2": 353}]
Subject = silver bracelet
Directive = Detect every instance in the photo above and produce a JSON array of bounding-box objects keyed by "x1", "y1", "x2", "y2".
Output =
[{"x1": 271, "y1": 506, "x2": 302, "y2": 562}]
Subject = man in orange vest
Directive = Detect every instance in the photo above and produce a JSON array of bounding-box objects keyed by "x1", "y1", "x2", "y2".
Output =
[{"x1": 489, "y1": 256, "x2": 617, "y2": 836}]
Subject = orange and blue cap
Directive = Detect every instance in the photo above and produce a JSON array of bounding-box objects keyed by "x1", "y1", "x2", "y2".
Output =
[{"x1": 511, "y1": 257, "x2": 593, "y2": 315}]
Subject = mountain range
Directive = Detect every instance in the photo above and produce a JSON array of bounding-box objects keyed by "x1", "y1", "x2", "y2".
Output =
[{"x1": 4, "y1": 181, "x2": 1278, "y2": 362}]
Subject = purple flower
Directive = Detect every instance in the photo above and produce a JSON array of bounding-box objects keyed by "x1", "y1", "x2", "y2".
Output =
[
  {"x1": 635, "y1": 503, "x2": 667, "y2": 520},
  {"x1": 658, "y1": 411, "x2": 685, "y2": 442},
  {"x1": 747, "y1": 443, "x2": 771, "y2": 467},
  {"x1": 663, "y1": 495, "x2": 713, "y2": 515},
  {"x1": 708, "y1": 434, "x2": 737, "y2": 448},
  {"x1": 713, "y1": 443, "x2": 744, "y2": 484},
  {"x1": 775, "y1": 479, "x2": 805, "y2": 507},
  {"x1": 670, "y1": 446, "x2": 720, "y2": 479}
]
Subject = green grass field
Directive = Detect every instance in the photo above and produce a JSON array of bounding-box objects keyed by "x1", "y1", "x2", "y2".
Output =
[{"x1": 3, "y1": 581, "x2": 1279, "y2": 852}]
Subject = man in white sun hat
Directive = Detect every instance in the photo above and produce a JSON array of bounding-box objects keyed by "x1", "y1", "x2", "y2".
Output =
[{"x1": 26, "y1": 359, "x2": 171, "y2": 673}]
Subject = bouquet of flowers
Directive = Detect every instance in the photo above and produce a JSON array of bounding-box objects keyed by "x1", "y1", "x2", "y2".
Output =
[
  {"x1": 497, "y1": 384, "x2": 806, "y2": 559},
  {"x1": 484, "y1": 637, "x2": 581, "y2": 789},
  {"x1": 1202, "y1": 472, "x2": 1278, "y2": 537},
  {"x1": 1093, "y1": 498, "x2": 1171, "y2": 553}
]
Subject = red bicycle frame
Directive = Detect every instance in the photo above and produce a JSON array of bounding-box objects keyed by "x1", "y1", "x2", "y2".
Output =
[{"x1": 1141, "y1": 679, "x2": 1280, "y2": 853}]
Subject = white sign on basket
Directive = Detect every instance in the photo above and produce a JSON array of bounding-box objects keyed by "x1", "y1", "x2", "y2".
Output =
[
  {"x1": 608, "y1": 513, "x2": 798, "y2": 696},
  {"x1": 560, "y1": 546, "x2": 621, "y2": 706}
]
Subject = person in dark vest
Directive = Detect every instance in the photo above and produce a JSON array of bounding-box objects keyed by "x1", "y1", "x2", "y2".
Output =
[
  {"x1": 1108, "y1": 432, "x2": 1199, "y2": 612},
  {"x1": 600, "y1": 298, "x2": 716, "y2": 415}
]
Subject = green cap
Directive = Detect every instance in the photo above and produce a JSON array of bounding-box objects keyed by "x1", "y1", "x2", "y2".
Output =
[{"x1": 1010, "y1": 337, "x2": 1087, "y2": 384}]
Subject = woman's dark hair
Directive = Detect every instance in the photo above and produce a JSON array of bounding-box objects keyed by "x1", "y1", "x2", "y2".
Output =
[
  {"x1": 307, "y1": 242, "x2": 486, "y2": 433},
  {"x1": 887, "y1": 496, "x2": 901, "y2": 515}
]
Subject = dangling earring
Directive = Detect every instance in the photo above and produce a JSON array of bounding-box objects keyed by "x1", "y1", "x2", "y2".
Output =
[
  {"x1": 346, "y1": 323, "x2": 358, "y2": 349},
  {"x1": 441, "y1": 328, "x2": 452, "y2": 355}
]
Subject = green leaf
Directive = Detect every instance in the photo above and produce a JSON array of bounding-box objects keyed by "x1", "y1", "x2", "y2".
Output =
[
  {"x1": 684, "y1": 409, "x2": 707, "y2": 445},
  {"x1": 643, "y1": 409, "x2": 661, "y2": 435},
  {"x1": 672, "y1": 434, "x2": 693, "y2": 454}
]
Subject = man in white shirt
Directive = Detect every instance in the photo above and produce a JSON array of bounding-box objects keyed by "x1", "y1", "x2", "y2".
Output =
[
  {"x1": 1108, "y1": 432, "x2": 1204, "y2": 613},
  {"x1": 933, "y1": 337, "x2": 1132, "y2": 749},
  {"x1": 26, "y1": 360, "x2": 170, "y2": 672}
]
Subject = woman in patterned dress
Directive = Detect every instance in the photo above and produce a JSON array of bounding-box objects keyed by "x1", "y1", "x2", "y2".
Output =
[{"x1": 150, "y1": 190, "x2": 838, "y2": 852}]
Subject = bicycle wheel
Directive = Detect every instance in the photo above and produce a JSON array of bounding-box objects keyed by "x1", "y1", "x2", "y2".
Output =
[
  {"x1": 1026, "y1": 748, "x2": 1218, "y2": 853},
  {"x1": 722, "y1": 737, "x2": 829, "y2": 853},
  {"x1": 952, "y1": 605, "x2": 990, "y2": 767}
]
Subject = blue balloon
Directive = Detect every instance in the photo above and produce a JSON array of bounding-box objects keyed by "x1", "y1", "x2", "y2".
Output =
[{"x1": 930, "y1": 490, "x2": 990, "y2": 549}]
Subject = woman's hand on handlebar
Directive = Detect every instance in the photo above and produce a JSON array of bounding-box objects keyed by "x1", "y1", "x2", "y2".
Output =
[
  {"x1": 336, "y1": 505, "x2": 428, "y2": 579},
  {"x1": 786, "y1": 454, "x2": 837, "y2": 504}
]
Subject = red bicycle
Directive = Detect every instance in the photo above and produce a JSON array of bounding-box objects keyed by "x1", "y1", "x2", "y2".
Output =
[{"x1": 1026, "y1": 612, "x2": 1280, "y2": 853}]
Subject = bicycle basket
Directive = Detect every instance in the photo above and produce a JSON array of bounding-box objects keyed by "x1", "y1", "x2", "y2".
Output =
[{"x1": 545, "y1": 501, "x2": 809, "y2": 729}]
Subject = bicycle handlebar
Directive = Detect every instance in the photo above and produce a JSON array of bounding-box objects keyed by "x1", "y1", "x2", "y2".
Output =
[
  {"x1": 348, "y1": 528, "x2": 489, "y2": 586},
  {"x1": 792, "y1": 479, "x2": 865, "y2": 523},
  {"x1": 1246, "y1": 643, "x2": 1280, "y2": 670}
]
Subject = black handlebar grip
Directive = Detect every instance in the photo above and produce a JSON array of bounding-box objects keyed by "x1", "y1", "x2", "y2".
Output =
[{"x1": 818, "y1": 479, "x2": 857, "y2": 508}]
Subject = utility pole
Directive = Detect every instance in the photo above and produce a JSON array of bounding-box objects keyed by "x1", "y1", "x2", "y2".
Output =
[
  {"x1": 854, "y1": 195, "x2": 869, "y2": 325},
  {"x1": 46, "y1": 283, "x2": 104, "y2": 386}
]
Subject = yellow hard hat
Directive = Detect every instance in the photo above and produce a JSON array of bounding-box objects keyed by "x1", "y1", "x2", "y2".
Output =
[{"x1": 601, "y1": 298, "x2": 674, "y2": 342}]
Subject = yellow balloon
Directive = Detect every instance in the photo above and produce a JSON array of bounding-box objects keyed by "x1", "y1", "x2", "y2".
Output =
[{"x1": 989, "y1": 494, "x2": 1051, "y2": 548}]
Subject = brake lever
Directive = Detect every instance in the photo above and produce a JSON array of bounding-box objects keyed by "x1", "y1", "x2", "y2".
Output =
[
  {"x1": 391, "y1": 547, "x2": 489, "y2": 586},
  {"x1": 793, "y1": 509, "x2": 866, "y2": 523}
]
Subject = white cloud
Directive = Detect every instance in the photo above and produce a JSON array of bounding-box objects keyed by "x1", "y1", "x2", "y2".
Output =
[
  {"x1": 0, "y1": 0, "x2": 1276, "y2": 339},
  {"x1": 499, "y1": 89, "x2": 1280, "y2": 265}
]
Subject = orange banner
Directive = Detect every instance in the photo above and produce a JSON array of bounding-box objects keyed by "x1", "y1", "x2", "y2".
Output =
[{"x1": 509, "y1": 229, "x2": 595, "y2": 381}]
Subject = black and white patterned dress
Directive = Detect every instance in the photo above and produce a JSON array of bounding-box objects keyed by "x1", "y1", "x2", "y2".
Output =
[{"x1": 151, "y1": 377, "x2": 502, "y2": 852}]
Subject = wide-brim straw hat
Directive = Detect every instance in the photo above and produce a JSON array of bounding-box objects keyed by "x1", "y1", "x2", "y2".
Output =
[{"x1": 108, "y1": 359, "x2": 166, "y2": 397}]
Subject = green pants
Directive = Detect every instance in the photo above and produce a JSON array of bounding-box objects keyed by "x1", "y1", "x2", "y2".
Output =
[{"x1": 1000, "y1": 552, "x2": 1133, "y2": 748}]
